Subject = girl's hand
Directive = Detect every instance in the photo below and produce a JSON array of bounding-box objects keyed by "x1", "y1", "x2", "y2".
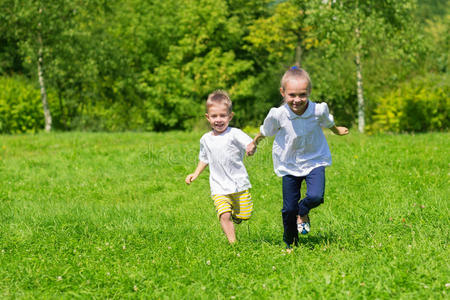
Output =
[
  {"x1": 335, "y1": 126, "x2": 349, "y2": 135},
  {"x1": 246, "y1": 142, "x2": 257, "y2": 156},
  {"x1": 331, "y1": 126, "x2": 349, "y2": 136},
  {"x1": 185, "y1": 173, "x2": 197, "y2": 184}
]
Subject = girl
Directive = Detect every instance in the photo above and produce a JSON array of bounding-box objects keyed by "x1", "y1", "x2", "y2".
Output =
[{"x1": 246, "y1": 67, "x2": 348, "y2": 249}]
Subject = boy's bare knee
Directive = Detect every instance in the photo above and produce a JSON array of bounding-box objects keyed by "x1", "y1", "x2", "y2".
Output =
[{"x1": 220, "y1": 212, "x2": 232, "y2": 221}]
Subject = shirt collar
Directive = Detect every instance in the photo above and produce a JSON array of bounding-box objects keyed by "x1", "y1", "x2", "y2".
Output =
[
  {"x1": 283, "y1": 100, "x2": 313, "y2": 120},
  {"x1": 210, "y1": 126, "x2": 231, "y2": 136}
]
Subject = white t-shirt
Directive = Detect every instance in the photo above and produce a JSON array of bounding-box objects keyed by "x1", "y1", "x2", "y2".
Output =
[
  {"x1": 199, "y1": 127, "x2": 253, "y2": 195},
  {"x1": 260, "y1": 101, "x2": 335, "y2": 177}
]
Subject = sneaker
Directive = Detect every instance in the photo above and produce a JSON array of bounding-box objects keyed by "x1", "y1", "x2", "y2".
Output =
[
  {"x1": 232, "y1": 215, "x2": 242, "y2": 224},
  {"x1": 298, "y1": 222, "x2": 310, "y2": 235}
]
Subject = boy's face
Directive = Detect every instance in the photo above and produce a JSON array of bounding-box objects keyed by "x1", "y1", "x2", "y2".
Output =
[
  {"x1": 280, "y1": 78, "x2": 310, "y2": 115},
  {"x1": 205, "y1": 102, "x2": 233, "y2": 135}
]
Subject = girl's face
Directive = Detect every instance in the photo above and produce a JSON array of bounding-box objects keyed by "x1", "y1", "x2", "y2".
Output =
[
  {"x1": 280, "y1": 78, "x2": 310, "y2": 115},
  {"x1": 205, "y1": 102, "x2": 233, "y2": 135}
]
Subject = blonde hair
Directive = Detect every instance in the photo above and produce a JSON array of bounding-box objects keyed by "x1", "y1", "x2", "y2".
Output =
[
  {"x1": 206, "y1": 90, "x2": 233, "y2": 114},
  {"x1": 280, "y1": 67, "x2": 312, "y2": 94}
]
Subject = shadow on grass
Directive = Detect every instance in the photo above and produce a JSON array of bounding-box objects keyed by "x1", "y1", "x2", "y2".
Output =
[
  {"x1": 248, "y1": 235, "x2": 282, "y2": 246},
  {"x1": 297, "y1": 231, "x2": 337, "y2": 250},
  {"x1": 245, "y1": 230, "x2": 337, "y2": 250}
]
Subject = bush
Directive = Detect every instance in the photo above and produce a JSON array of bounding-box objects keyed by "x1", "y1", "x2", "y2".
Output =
[
  {"x1": 0, "y1": 76, "x2": 44, "y2": 134},
  {"x1": 369, "y1": 73, "x2": 449, "y2": 133},
  {"x1": 70, "y1": 102, "x2": 146, "y2": 132}
]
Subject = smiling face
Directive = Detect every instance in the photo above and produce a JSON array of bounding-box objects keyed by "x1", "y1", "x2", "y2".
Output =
[
  {"x1": 205, "y1": 102, "x2": 234, "y2": 135},
  {"x1": 280, "y1": 78, "x2": 310, "y2": 116}
]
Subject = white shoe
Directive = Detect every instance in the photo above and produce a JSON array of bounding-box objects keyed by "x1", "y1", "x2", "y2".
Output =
[{"x1": 297, "y1": 222, "x2": 310, "y2": 235}]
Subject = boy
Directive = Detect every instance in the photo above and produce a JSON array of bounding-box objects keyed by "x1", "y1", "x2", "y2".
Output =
[{"x1": 185, "y1": 90, "x2": 254, "y2": 244}]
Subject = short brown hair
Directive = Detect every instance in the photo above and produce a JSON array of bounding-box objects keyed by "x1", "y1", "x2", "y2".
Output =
[{"x1": 206, "y1": 90, "x2": 232, "y2": 114}]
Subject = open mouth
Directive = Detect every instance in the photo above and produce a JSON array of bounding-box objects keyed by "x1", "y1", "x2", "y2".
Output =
[{"x1": 214, "y1": 123, "x2": 227, "y2": 132}]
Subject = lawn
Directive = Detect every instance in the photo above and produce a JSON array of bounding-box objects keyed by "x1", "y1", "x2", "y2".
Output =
[{"x1": 0, "y1": 131, "x2": 448, "y2": 298}]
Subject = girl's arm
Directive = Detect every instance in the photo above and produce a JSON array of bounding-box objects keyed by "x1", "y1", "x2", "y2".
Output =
[
  {"x1": 329, "y1": 125, "x2": 349, "y2": 136},
  {"x1": 318, "y1": 103, "x2": 348, "y2": 136},
  {"x1": 185, "y1": 161, "x2": 208, "y2": 184},
  {"x1": 246, "y1": 132, "x2": 265, "y2": 156},
  {"x1": 247, "y1": 107, "x2": 280, "y2": 156}
]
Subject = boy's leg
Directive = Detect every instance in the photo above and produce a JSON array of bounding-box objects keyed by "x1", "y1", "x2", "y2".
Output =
[
  {"x1": 282, "y1": 175, "x2": 302, "y2": 246},
  {"x1": 213, "y1": 194, "x2": 236, "y2": 243},
  {"x1": 219, "y1": 212, "x2": 236, "y2": 244},
  {"x1": 298, "y1": 166, "x2": 325, "y2": 218},
  {"x1": 231, "y1": 190, "x2": 253, "y2": 223}
]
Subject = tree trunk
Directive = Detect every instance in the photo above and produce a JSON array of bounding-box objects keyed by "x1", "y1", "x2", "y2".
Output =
[
  {"x1": 37, "y1": 34, "x2": 52, "y2": 132},
  {"x1": 37, "y1": 7, "x2": 52, "y2": 132},
  {"x1": 355, "y1": 27, "x2": 365, "y2": 133},
  {"x1": 295, "y1": 42, "x2": 302, "y2": 68},
  {"x1": 57, "y1": 84, "x2": 67, "y2": 130}
]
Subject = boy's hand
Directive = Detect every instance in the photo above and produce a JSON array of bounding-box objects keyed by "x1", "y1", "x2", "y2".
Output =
[
  {"x1": 246, "y1": 142, "x2": 257, "y2": 156},
  {"x1": 185, "y1": 174, "x2": 197, "y2": 185},
  {"x1": 186, "y1": 161, "x2": 207, "y2": 184}
]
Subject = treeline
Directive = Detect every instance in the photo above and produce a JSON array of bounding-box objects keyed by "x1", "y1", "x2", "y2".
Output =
[{"x1": 0, "y1": 0, "x2": 448, "y2": 134}]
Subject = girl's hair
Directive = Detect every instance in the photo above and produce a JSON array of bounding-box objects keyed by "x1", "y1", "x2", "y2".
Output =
[
  {"x1": 280, "y1": 67, "x2": 312, "y2": 93},
  {"x1": 206, "y1": 90, "x2": 232, "y2": 114}
]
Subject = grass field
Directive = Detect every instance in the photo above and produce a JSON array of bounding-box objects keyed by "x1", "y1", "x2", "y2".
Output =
[{"x1": 0, "y1": 130, "x2": 448, "y2": 298}]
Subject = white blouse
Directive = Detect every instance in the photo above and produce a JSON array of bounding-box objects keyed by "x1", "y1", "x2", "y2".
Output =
[
  {"x1": 260, "y1": 101, "x2": 335, "y2": 177},
  {"x1": 199, "y1": 127, "x2": 253, "y2": 195}
]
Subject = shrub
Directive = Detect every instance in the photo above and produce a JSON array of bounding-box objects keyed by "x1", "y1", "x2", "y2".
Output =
[
  {"x1": 70, "y1": 102, "x2": 146, "y2": 132},
  {"x1": 369, "y1": 73, "x2": 449, "y2": 133},
  {"x1": 0, "y1": 76, "x2": 44, "y2": 134}
]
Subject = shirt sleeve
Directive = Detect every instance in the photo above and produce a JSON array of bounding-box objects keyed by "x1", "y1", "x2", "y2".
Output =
[
  {"x1": 318, "y1": 103, "x2": 335, "y2": 128},
  {"x1": 198, "y1": 138, "x2": 209, "y2": 164},
  {"x1": 233, "y1": 128, "x2": 253, "y2": 149},
  {"x1": 260, "y1": 107, "x2": 281, "y2": 137}
]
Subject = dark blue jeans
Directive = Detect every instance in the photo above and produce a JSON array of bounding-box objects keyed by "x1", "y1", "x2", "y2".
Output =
[{"x1": 282, "y1": 166, "x2": 325, "y2": 245}]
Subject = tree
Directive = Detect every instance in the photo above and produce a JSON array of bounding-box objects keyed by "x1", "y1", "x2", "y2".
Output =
[
  {"x1": 137, "y1": 0, "x2": 266, "y2": 130},
  {"x1": 304, "y1": 0, "x2": 421, "y2": 132},
  {"x1": 0, "y1": 0, "x2": 434, "y2": 133},
  {"x1": 243, "y1": 0, "x2": 325, "y2": 125},
  {"x1": 36, "y1": 6, "x2": 51, "y2": 132},
  {"x1": 0, "y1": 0, "x2": 85, "y2": 132}
]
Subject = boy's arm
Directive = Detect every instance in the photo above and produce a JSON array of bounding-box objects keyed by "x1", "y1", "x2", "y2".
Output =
[
  {"x1": 185, "y1": 161, "x2": 208, "y2": 184},
  {"x1": 329, "y1": 125, "x2": 349, "y2": 136},
  {"x1": 246, "y1": 132, "x2": 265, "y2": 156}
]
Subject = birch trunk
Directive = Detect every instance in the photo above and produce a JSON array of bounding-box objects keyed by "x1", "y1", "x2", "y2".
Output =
[
  {"x1": 37, "y1": 25, "x2": 52, "y2": 132},
  {"x1": 295, "y1": 42, "x2": 302, "y2": 67},
  {"x1": 355, "y1": 27, "x2": 365, "y2": 133}
]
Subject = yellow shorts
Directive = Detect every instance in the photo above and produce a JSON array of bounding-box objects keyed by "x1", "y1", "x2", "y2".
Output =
[{"x1": 212, "y1": 190, "x2": 253, "y2": 220}]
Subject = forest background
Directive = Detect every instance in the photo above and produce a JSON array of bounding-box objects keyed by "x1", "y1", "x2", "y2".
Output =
[{"x1": 0, "y1": 0, "x2": 448, "y2": 134}]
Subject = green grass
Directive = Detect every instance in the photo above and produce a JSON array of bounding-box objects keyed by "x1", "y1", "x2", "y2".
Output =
[{"x1": 0, "y1": 131, "x2": 448, "y2": 298}]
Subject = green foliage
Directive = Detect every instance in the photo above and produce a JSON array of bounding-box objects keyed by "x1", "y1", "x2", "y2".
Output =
[
  {"x1": 302, "y1": 51, "x2": 357, "y2": 127},
  {"x1": 245, "y1": 1, "x2": 304, "y2": 63},
  {"x1": 137, "y1": 0, "x2": 260, "y2": 130},
  {"x1": 0, "y1": 0, "x2": 447, "y2": 132},
  {"x1": 69, "y1": 102, "x2": 146, "y2": 132},
  {"x1": 369, "y1": 73, "x2": 449, "y2": 133},
  {"x1": 0, "y1": 76, "x2": 43, "y2": 133},
  {"x1": 423, "y1": 13, "x2": 450, "y2": 73},
  {"x1": 416, "y1": 0, "x2": 449, "y2": 20},
  {"x1": 301, "y1": 0, "x2": 427, "y2": 128}
]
